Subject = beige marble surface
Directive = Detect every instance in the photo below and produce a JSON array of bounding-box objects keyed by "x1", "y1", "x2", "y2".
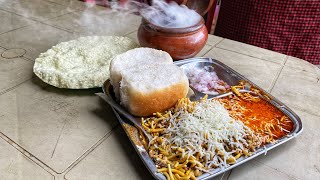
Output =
[
  {"x1": 0, "y1": 9, "x2": 35, "y2": 35},
  {"x1": 216, "y1": 39, "x2": 287, "y2": 64},
  {"x1": 0, "y1": 136, "x2": 54, "y2": 180},
  {"x1": 0, "y1": 48, "x2": 33, "y2": 93},
  {"x1": 0, "y1": 22, "x2": 77, "y2": 60},
  {"x1": 46, "y1": 6, "x2": 141, "y2": 36},
  {"x1": 0, "y1": 0, "x2": 77, "y2": 22},
  {"x1": 0, "y1": 0, "x2": 319, "y2": 180}
]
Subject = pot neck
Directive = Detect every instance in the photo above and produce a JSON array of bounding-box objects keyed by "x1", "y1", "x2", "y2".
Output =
[{"x1": 141, "y1": 18, "x2": 205, "y2": 34}]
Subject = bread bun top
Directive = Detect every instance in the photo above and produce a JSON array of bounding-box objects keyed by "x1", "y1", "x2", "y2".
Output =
[
  {"x1": 109, "y1": 47, "x2": 173, "y2": 99},
  {"x1": 121, "y1": 64, "x2": 187, "y2": 93}
]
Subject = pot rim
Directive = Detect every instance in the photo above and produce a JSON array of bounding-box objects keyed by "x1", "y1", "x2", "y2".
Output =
[{"x1": 141, "y1": 17, "x2": 205, "y2": 34}]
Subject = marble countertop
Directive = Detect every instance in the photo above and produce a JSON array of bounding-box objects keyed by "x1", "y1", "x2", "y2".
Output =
[{"x1": 0, "y1": 0, "x2": 319, "y2": 180}]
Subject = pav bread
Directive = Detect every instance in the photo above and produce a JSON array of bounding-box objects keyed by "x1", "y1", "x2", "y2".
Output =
[
  {"x1": 109, "y1": 47, "x2": 173, "y2": 99},
  {"x1": 120, "y1": 64, "x2": 189, "y2": 116}
]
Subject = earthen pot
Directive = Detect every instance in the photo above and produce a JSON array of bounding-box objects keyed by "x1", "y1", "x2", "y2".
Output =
[{"x1": 137, "y1": 18, "x2": 208, "y2": 60}]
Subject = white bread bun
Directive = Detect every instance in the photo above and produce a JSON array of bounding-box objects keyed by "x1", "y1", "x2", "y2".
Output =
[
  {"x1": 120, "y1": 64, "x2": 189, "y2": 116},
  {"x1": 109, "y1": 47, "x2": 173, "y2": 99}
]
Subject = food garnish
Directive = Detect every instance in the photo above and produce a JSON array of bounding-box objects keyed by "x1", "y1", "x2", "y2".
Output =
[
  {"x1": 185, "y1": 66, "x2": 230, "y2": 95},
  {"x1": 139, "y1": 84, "x2": 293, "y2": 179},
  {"x1": 219, "y1": 86, "x2": 294, "y2": 144},
  {"x1": 141, "y1": 98, "x2": 261, "y2": 179}
]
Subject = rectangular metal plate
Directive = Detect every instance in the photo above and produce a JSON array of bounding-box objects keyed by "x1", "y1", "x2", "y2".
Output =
[{"x1": 103, "y1": 57, "x2": 303, "y2": 180}]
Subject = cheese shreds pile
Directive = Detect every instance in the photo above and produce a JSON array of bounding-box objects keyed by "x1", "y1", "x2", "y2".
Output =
[
  {"x1": 142, "y1": 98, "x2": 262, "y2": 178},
  {"x1": 166, "y1": 100, "x2": 257, "y2": 168}
]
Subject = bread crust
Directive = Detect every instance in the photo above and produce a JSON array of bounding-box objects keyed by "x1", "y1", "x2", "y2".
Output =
[{"x1": 126, "y1": 82, "x2": 189, "y2": 116}]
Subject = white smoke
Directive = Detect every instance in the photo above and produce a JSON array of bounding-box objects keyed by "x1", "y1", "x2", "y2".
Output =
[
  {"x1": 141, "y1": 0, "x2": 201, "y2": 28},
  {"x1": 110, "y1": 0, "x2": 202, "y2": 28}
]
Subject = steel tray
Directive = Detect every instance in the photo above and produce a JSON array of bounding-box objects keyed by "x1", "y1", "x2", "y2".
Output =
[{"x1": 102, "y1": 57, "x2": 303, "y2": 180}]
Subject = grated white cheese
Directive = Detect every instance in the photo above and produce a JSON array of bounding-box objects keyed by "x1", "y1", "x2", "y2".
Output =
[
  {"x1": 165, "y1": 99, "x2": 254, "y2": 169},
  {"x1": 33, "y1": 36, "x2": 138, "y2": 89}
]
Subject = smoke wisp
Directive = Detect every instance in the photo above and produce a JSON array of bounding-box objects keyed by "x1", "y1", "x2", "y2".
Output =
[{"x1": 110, "y1": 0, "x2": 202, "y2": 28}]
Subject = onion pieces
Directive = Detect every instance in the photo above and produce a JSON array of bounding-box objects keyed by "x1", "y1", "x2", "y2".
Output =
[{"x1": 185, "y1": 66, "x2": 230, "y2": 95}]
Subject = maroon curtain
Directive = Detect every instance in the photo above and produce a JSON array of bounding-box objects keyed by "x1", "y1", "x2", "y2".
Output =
[{"x1": 214, "y1": 0, "x2": 320, "y2": 64}]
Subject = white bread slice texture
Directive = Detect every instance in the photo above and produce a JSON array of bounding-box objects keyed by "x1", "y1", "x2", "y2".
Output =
[
  {"x1": 109, "y1": 47, "x2": 173, "y2": 99},
  {"x1": 120, "y1": 64, "x2": 189, "y2": 116}
]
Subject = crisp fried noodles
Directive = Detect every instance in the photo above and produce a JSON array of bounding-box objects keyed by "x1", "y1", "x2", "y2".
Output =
[{"x1": 140, "y1": 85, "x2": 293, "y2": 179}]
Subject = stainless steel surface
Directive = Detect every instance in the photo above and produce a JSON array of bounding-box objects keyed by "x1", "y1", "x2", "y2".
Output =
[
  {"x1": 188, "y1": 85, "x2": 218, "y2": 101},
  {"x1": 177, "y1": 57, "x2": 241, "y2": 86},
  {"x1": 102, "y1": 57, "x2": 303, "y2": 180},
  {"x1": 99, "y1": 81, "x2": 165, "y2": 180},
  {"x1": 110, "y1": 108, "x2": 165, "y2": 180},
  {"x1": 180, "y1": 59, "x2": 241, "y2": 101},
  {"x1": 97, "y1": 84, "x2": 153, "y2": 144}
]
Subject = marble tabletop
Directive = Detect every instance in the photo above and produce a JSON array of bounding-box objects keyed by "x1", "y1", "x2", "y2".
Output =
[{"x1": 0, "y1": 0, "x2": 319, "y2": 180}]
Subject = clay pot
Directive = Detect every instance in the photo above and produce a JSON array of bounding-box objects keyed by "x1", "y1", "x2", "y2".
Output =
[{"x1": 137, "y1": 18, "x2": 208, "y2": 60}]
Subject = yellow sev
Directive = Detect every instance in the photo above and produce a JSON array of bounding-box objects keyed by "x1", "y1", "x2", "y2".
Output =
[
  {"x1": 141, "y1": 97, "x2": 260, "y2": 179},
  {"x1": 139, "y1": 84, "x2": 293, "y2": 179}
]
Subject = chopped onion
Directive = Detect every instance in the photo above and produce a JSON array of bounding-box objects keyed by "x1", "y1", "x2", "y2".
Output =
[{"x1": 185, "y1": 66, "x2": 230, "y2": 94}]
